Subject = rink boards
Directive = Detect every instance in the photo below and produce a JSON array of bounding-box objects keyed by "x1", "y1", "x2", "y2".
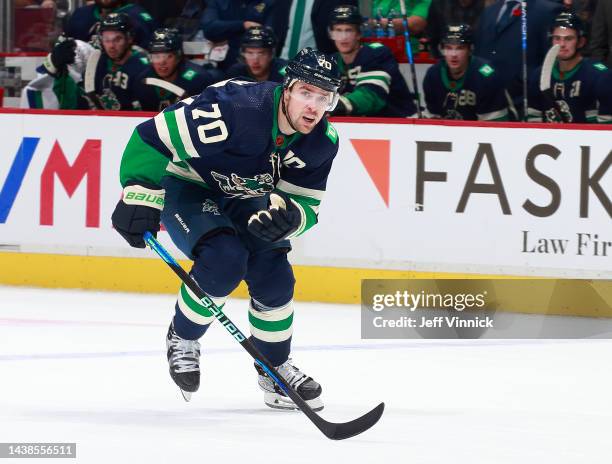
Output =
[{"x1": 0, "y1": 109, "x2": 610, "y2": 314}]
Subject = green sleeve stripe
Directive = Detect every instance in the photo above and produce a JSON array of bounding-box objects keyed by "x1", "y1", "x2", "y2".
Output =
[
  {"x1": 356, "y1": 71, "x2": 391, "y2": 83},
  {"x1": 597, "y1": 115, "x2": 612, "y2": 123},
  {"x1": 356, "y1": 79, "x2": 390, "y2": 93},
  {"x1": 174, "y1": 106, "x2": 200, "y2": 159},
  {"x1": 345, "y1": 86, "x2": 387, "y2": 115},
  {"x1": 276, "y1": 179, "x2": 325, "y2": 200},
  {"x1": 154, "y1": 111, "x2": 181, "y2": 162},
  {"x1": 119, "y1": 129, "x2": 170, "y2": 186},
  {"x1": 164, "y1": 110, "x2": 191, "y2": 161},
  {"x1": 286, "y1": 195, "x2": 319, "y2": 236}
]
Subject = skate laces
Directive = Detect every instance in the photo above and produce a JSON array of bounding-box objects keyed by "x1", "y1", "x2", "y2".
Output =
[
  {"x1": 278, "y1": 359, "x2": 309, "y2": 389},
  {"x1": 168, "y1": 332, "x2": 201, "y2": 373}
]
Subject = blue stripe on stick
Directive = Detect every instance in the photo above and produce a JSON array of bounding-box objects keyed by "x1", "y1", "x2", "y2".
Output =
[{"x1": 0, "y1": 137, "x2": 40, "y2": 223}]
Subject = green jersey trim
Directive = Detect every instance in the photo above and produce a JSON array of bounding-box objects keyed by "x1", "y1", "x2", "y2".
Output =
[
  {"x1": 271, "y1": 85, "x2": 301, "y2": 149},
  {"x1": 119, "y1": 129, "x2": 170, "y2": 186},
  {"x1": 552, "y1": 60, "x2": 582, "y2": 81}
]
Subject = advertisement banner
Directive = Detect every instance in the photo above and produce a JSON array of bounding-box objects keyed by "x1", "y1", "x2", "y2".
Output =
[{"x1": 0, "y1": 110, "x2": 610, "y2": 278}]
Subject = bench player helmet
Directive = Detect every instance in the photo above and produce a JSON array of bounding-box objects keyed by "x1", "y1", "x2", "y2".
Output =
[
  {"x1": 149, "y1": 28, "x2": 183, "y2": 54},
  {"x1": 241, "y1": 26, "x2": 277, "y2": 50},
  {"x1": 328, "y1": 4, "x2": 362, "y2": 27},
  {"x1": 99, "y1": 12, "x2": 133, "y2": 37},
  {"x1": 550, "y1": 12, "x2": 586, "y2": 37},
  {"x1": 441, "y1": 24, "x2": 473, "y2": 46}
]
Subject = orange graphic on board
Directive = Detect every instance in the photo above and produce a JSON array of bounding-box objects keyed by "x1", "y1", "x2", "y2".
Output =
[{"x1": 350, "y1": 139, "x2": 390, "y2": 207}]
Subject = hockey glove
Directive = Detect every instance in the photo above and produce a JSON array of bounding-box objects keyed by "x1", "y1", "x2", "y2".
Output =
[
  {"x1": 45, "y1": 36, "x2": 77, "y2": 76},
  {"x1": 111, "y1": 183, "x2": 165, "y2": 248},
  {"x1": 247, "y1": 192, "x2": 303, "y2": 242}
]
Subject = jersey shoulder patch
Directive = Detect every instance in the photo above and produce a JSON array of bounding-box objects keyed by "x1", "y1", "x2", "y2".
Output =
[
  {"x1": 139, "y1": 11, "x2": 153, "y2": 21},
  {"x1": 478, "y1": 64, "x2": 495, "y2": 77},
  {"x1": 593, "y1": 62, "x2": 608, "y2": 72},
  {"x1": 182, "y1": 69, "x2": 197, "y2": 80},
  {"x1": 325, "y1": 120, "x2": 338, "y2": 144},
  {"x1": 367, "y1": 42, "x2": 385, "y2": 49}
]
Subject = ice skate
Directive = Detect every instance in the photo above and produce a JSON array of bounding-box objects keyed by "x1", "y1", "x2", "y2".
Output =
[
  {"x1": 255, "y1": 359, "x2": 323, "y2": 411},
  {"x1": 166, "y1": 323, "x2": 201, "y2": 401}
]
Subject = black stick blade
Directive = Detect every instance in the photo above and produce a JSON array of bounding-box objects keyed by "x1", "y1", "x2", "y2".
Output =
[{"x1": 321, "y1": 402, "x2": 385, "y2": 440}]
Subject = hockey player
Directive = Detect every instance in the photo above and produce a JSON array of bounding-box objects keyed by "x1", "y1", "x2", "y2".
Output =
[
  {"x1": 21, "y1": 37, "x2": 95, "y2": 109},
  {"x1": 528, "y1": 12, "x2": 608, "y2": 123},
  {"x1": 85, "y1": 13, "x2": 150, "y2": 110},
  {"x1": 111, "y1": 48, "x2": 342, "y2": 410},
  {"x1": 133, "y1": 28, "x2": 220, "y2": 112},
  {"x1": 422, "y1": 24, "x2": 509, "y2": 121},
  {"x1": 226, "y1": 27, "x2": 288, "y2": 83},
  {"x1": 64, "y1": 0, "x2": 156, "y2": 50},
  {"x1": 327, "y1": 5, "x2": 417, "y2": 117}
]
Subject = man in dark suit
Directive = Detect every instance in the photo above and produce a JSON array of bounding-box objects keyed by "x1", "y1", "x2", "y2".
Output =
[
  {"x1": 589, "y1": 0, "x2": 612, "y2": 67},
  {"x1": 474, "y1": 0, "x2": 562, "y2": 117},
  {"x1": 272, "y1": 0, "x2": 358, "y2": 59}
]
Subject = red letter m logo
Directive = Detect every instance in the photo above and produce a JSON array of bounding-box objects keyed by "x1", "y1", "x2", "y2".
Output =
[{"x1": 40, "y1": 140, "x2": 101, "y2": 227}]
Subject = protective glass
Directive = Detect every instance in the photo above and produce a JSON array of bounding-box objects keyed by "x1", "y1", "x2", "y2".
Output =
[{"x1": 291, "y1": 86, "x2": 339, "y2": 111}]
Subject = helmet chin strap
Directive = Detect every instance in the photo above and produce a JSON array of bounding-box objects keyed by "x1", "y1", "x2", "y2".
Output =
[{"x1": 281, "y1": 90, "x2": 300, "y2": 134}]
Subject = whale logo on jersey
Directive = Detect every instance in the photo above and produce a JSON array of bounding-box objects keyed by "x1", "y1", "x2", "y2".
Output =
[{"x1": 210, "y1": 171, "x2": 274, "y2": 198}]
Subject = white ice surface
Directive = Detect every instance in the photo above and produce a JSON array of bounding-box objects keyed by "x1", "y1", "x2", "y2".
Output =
[{"x1": 1, "y1": 286, "x2": 611, "y2": 463}]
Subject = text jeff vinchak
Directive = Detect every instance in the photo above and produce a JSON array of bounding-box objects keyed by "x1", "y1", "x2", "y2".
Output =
[{"x1": 373, "y1": 315, "x2": 494, "y2": 328}]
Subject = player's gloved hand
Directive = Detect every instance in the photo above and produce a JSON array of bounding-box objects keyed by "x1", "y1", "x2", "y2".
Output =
[
  {"x1": 45, "y1": 36, "x2": 77, "y2": 75},
  {"x1": 247, "y1": 191, "x2": 303, "y2": 242},
  {"x1": 111, "y1": 183, "x2": 165, "y2": 248}
]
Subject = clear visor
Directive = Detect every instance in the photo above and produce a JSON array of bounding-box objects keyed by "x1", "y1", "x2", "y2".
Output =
[
  {"x1": 291, "y1": 85, "x2": 339, "y2": 111},
  {"x1": 550, "y1": 33, "x2": 577, "y2": 43},
  {"x1": 242, "y1": 50, "x2": 270, "y2": 59},
  {"x1": 149, "y1": 52, "x2": 175, "y2": 62},
  {"x1": 329, "y1": 29, "x2": 358, "y2": 41}
]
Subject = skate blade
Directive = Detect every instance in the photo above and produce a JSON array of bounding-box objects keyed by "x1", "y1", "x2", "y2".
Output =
[
  {"x1": 180, "y1": 389, "x2": 192, "y2": 402},
  {"x1": 263, "y1": 392, "x2": 324, "y2": 412}
]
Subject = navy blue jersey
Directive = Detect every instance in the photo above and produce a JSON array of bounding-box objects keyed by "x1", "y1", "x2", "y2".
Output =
[
  {"x1": 133, "y1": 61, "x2": 219, "y2": 111},
  {"x1": 423, "y1": 56, "x2": 509, "y2": 121},
  {"x1": 225, "y1": 58, "x2": 288, "y2": 83},
  {"x1": 88, "y1": 50, "x2": 150, "y2": 110},
  {"x1": 528, "y1": 58, "x2": 609, "y2": 123},
  {"x1": 64, "y1": 3, "x2": 157, "y2": 49},
  {"x1": 119, "y1": 80, "x2": 340, "y2": 234},
  {"x1": 335, "y1": 43, "x2": 417, "y2": 117},
  {"x1": 596, "y1": 70, "x2": 612, "y2": 124}
]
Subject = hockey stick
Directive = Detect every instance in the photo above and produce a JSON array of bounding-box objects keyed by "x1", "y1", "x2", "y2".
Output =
[
  {"x1": 399, "y1": 0, "x2": 423, "y2": 118},
  {"x1": 143, "y1": 231, "x2": 385, "y2": 440},
  {"x1": 539, "y1": 44, "x2": 568, "y2": 122},
  {"x1": 144, "y1": 77, "x2": 187, "y2": 98},
  {"x1": 520, "y1": 0, "x2": 528, "y2": 121},
  {"x1": 84, "y1": 49, "x2": 104, "y2": 110}
]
